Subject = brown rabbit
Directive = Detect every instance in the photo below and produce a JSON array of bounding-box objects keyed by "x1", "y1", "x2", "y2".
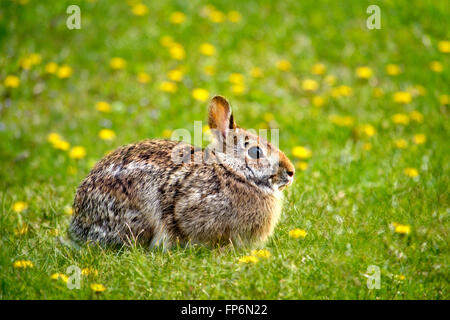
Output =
[{"x1": 69, "y1": 96, "x2": 294, "y2": 248}]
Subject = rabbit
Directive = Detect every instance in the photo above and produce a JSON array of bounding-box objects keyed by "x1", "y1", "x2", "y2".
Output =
[{"x1": 69, "y1": 95, "x2": 295, "y2": 248}]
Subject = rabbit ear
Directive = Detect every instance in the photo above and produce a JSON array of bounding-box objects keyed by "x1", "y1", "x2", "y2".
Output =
[{"x1": 208, "y1": 96, "x2": 236, "y2": 138}]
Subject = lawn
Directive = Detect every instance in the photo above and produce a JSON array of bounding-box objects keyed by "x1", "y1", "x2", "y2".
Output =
[{"x1": 0, "y1": 0, "x2": 449, "y2": 299}]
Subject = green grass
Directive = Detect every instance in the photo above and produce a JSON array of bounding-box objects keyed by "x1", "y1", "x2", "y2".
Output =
[{"x1": 0, "y1": 0, "x2": 449, "y2": 299}]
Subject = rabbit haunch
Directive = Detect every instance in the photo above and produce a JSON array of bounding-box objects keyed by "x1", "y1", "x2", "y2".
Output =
[{"x1": 69, "y1": 96, "x2": 294, "y2": 247}]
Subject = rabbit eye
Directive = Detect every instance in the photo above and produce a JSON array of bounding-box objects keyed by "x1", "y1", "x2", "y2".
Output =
[{"x1": 248, "y1": 146, "x2": 264, "y2": 159}]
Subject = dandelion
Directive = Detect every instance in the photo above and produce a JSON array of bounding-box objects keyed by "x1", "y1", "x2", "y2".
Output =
[
  {"x1": 393, "y1": 91, "x2": 412, "y2": 104},
  {"x1": 203, "y1": 65, "x2": 216, "y2": 76},
  {"x1": 47, "y1": 133, "x2": 63, "y2": 144},
  {"x1": 169, "y1": 43, "x2": 186, "y2": 60},
  {"x1": 231, "y1": 84, "x2": 245, "y2": 95},
  {"x1": 160, "y1": 36, "x2": 174, "y2": 47},
  {"x1": 82, "y1": 267, "x2": 99, "y2": 276},
  {"x1": 296, "y1": 161, "x2": 308, "y2": 171},
  {"x1": 251, "y1": 249, "x2": 271, "y2": 258},
  {"x1": 110, "y1": 57, "x2": 126, "y2": 70},
  {"x1": 4, "y1": 75, "x2": 20, "y2": 88},
  {"x1": 301, "y1": 79, "x2": 319, "y2": 92},
  {"x1": 412, "y1": 85, "x2": 427, "y2": 96},
  {"x1": 12, "y1": 201, "x2": 28, "y2": 213},
  {"x1": 228, "y1": 10, "x2": 242, "y2": 23},
  {"x1": 99, "y1": 129, "x2": 116, "y2": 141},
  {"x1": 330, "y1": 115, "x2": 354, "y2": 127},
  {"x1": 57, "y1": 65, "x2": 72, "y2": 79},
  {"x1": 263, "y1": 112, "x2": 274, "y2": 123},
  {"x1": 167, "y1": 69, "x2": 184, "y2": 82},
  {"x1": 393, "y1": 139, "x2": 408, "y2": 149},
  {"x1": 49, "y1": 229, "x2": 59, "y2": 236},
  {"x1": 356, "y1": 66, "x2": 373, "y2": 79},
  {"x1": 312, "y1": 96, "x2": 325, "y2": 107},
  {"x1": 131, "y1": 3, "x2": 148, "y2": 16},
  {"x1": 162, "y1": 129, "x2": 172, "y2": 138},
  {"x1": 429, "y1": 61, "x2": 443, "y2": 72},
  {"x1": 393, "y1": 223, "x2": 411, "y2": 235},
  {"x1": 137, "y1": 72, "x2": 151, "y2": 84},
  {"x1": 409, "y1": 111, "x2": 423, "y2": 123},
  {"x1": 14, "y1": 225, "x2": 28, "y2": 236},
  {"x1": 209, "y1": 9, "x2": 225, "y2": 23},
  {"x1": 392, "y1": 113, "x2": 409, "y2": 125},
  {"x1": 90, "y1": 283, "x2": 106, "y2": 292},
  {"x1": 438, "y1": 40, "x2": 450, "y2": 53},
  {"x1": 250, "y1": 67, "x2": 263, "y2": 78},
  {"x1": 396, "y1": 274, "x2": 406, "y2": 281},
  {"x1": 324, "y1": 75, "x2": 336, "y2": 86},
  {"x1": 276, "y1": 59, "x2": 291, "y2": 71},
  {"x1": 238, "y1": 255, "x2": 259, "y2": 264},
  {"x1": 359, "y1": 124, "x2": 376, "y2": 137},
  {"x1": 45, "y1": 62, "x2": 58, "y2": 74},
  {"x1": 159, "y1": 81, "x2": 177, "y2": 93},
  {"x1": 289, "y1": 228, "x2": 307, "y2": 239},
  {"x1": 20, "y1": 57, "x2": 33, "y2": 70},
  {"x1": 331, "y1": 85, "x2": 352, "y2": 97},
  {"x1": 311, "y1": 63, "x2": 326, "y2": 75},
  {"x1": 199, "y1": 43, "x2": 216, "y2": 56},
  {"x1": 95, "y1": 101, "x2": 111, "y2": 113},
  {"x1": 69, "y1": 146, "x2": 87, "y2": 159},
  {"x1": 192, "y1": 88, "x2": 209, "y2": 102},
  {"x1": 52, "y1": 139, "x2": 70, "y2": 151},
  {"x1": 229, "y1": 73, "x2": 245, "y2": 85},
  {"x1": 439, "y1": 94, "x2": 449, "y2": 105},
  {"x1": 13, "y1": 260, "x2": 34, "y2": 269},
  {"x1": 292, "y1": 146, "x2": 312, "y2": 159},
  {"x1": 50, "y1": 273, "x2": 69, "y2": 283},
  {"x1": 170, "y1": 11, "x2": 185, "y2": 24},
  {"x1": 373, "y1": 87, "x2": 384, "y2": 98},
  {"x1": 64, "y1": 206, "x2": 74, "y2": 215},
  {"x1": 386, "y1": 64, "x2": 401, "y2": 76},
  {"x1": 413, "y1": 134, "x2": 426, "y2": 145},
  {"x1": 404, "y1": 168, "x2": 419, "y2": 178}
]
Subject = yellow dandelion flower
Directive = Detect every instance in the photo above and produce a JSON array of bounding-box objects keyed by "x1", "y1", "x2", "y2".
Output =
[
  {"x1": 373, "y1": 87, "x2": 384, "y2": 98},
  {"x1": 159, "y1": 81, "x2": 177, "y2": 93},
  {"x1": 4, "y1": 75, "x2": 20, "y2": 88},
  {"x1": 110, "y1": 57, "x2": 126, "y2": 70},
  {"x1": 45, "y1": 62, "x2": 59, "y2": 74},
  {"x1": 90, "y1": 283, "x2": 106, "y2": 292},
  {"x1": 301, "y1": 79, "x2": 319, "y2": 92},
  {"x1": 167, "y1": 69, "x2": 184, "y2": 82},
  {"x1": 396, "y1": 274, "x2": 406, "y2": 281},
  {"x1": 263, "y1": 112, "x2": 274, "y2": 123},
  {"x1": 29, "y1": 53, "x2": 41, "y2": 65},
  {"x1": 228, "y1": 10, "x2": 242, "y2": 23},
  {"x1": 394, "y1": 223, "x2": 411, "y2": 235},
  {"x1": 169, "y1": 43, "x2": 186, "y2": 60},
  {"x1": 99, "y1": 129, "x2": 116, "y2": 141},
  {"x1": 20, "y1": 57, "x2": 33, "y2": 70},
  {"x1": 50, "y1": 273, "x2": 68, "y2": 283},
  {"x1": 331, "y1": 85, "x2": 352, "y2": 97},
  {"x1": 12, "y1": 201, "x2": 28, "y2": 213},
  {"x1": 200, "y1": 43, "x2": 216, "y2": 56},
  {"x1": 209, "y1": 10, "x2": 225, "y2": 23},
  {"x1": 430, "y1": 61, "x2": 443, "y2": 72},
  {"x1": 64, "y1": 206, "x2": 74, "y2": 215},
  {"x1": 203, "y1": 65, "x2": 216, "y2": 76},
  {"x1": 160, "y1": 35, "x2": 174, "y2": 47},
  {"x1": 324, "y1": 75, "x2": 336, "y2": 86},
  {"x1": 229, "y1": 73, "x2": 245, "y2": 85},
  {"x1": 251, "y1": 249, "x2": 271, "y2": 258},
  {"x1": 409, "y1": 111, "x2": 423, "y2": 123},
  {"x1": 69, "y1": 146, "x2": 87, "y2": 159},
  {"x1": 438, "y1": 40, "x2": 450, "y2": 53},
  {"x1": 393, "y1": 139, "x2": 408, "y2": 149},
  {"x1": 131, "y1": 3, "x2": 148, "y2": 16},
  {"x1": 49, "y1": 229, "x2": 59, "y2": 237},
  {"x1": 392, "y1": 113, "x2": 410, "y2": 125},
  {"x1": 82, "y1": 267, "x2": 99, "y2": 276},
  {"x1": 52, "y1": 139, "x2": 70, "y2": 151},
  {"x1": 289, "y1": 228, "x2": 307, "y2": 239},
  {"x1": 312, "y1": 96, "x2": 325, "y2": 107},
  {"x1": 276, "y1": 59, "x2": 291, "y2": 71},
  {"x1": 95, "y1": 101, "x2": 111, "y2": 113},
  {"x1": 57, "y1": 65, "x2": 72, "y2": 79},
  {"x1": 47, "y1": 132, "x2": 63, "y2": 144},
  {"x1": 386, "y1": 64, "x2": 401, "y2": 76},
  {"x1": 250, "y1": 67, "x2": 263, "y2": 78},
  {"x1": 356, "y1": 66, "x2": 373, "y2": 79},
  {"x1": 330, "y1": 115, "x2": 354, "y2": 127},
  {"x1": 413, "y1": 133, "x2": 426, "y2": 145},
  {"x1": 170, "y1": 11, "x2": 185, "y2": 24},
  {"x1": 393, "y1": 91, "x2": 412, "y2": 104},
  {"x1": 238, "y1": 255, "x2": 259, "y2": 264},
  {"x1": 14, "y1": 224, "x2": 28, "y2": 236},
  {"x1": 413, "y1": 85, "x2": 427, "y2": 96},
  {"x1": 162, "y1": 129, "x2": 172, "y2": 138},
  {"x1": 231, "y1": 84, "x2": 246, "y2": 95},
  {"x1": 292, "y1": 146, "x2": 312, "y2": 159},
  {"x1": 311, "y1": 63, "x2": 326, "y2": 75},
  {"x1": 192, "y1": 88, "x2": 209, "y2": 101},
  {"x1": 137, "y1": 72, "x2": 151, "y2": 84},
  {"x1": 296, "y1": 161, "x2": 308, "y2": 171},
  {"x1": 359, "y1": 124, "x2": 376, "y2": 137},
  {"x1": 439, "y1": 94, "x2": 449, "y2": 105},
  {"x1": 13, "y1": 260, "x2": 34, "y2": 269},
  {"x1": 404, "y1": 168, "x2": 419, "y2": 178}
]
